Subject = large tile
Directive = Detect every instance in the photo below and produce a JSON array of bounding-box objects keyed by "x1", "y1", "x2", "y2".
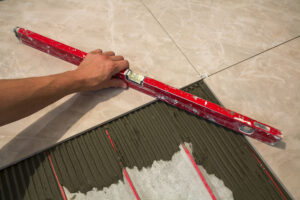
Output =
[
  {"x1": 205, "y1": 38, "x2": 300, "y2": 199},
  {"x1": 0, "y1": 0, "x2": 199, "y2": 168},
  {"x1": 142, "y1": 0, "x2": 300, "y2": 75}
]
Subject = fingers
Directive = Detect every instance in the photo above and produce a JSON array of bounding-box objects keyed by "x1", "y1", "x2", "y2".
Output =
[
  {"x1": 103, "y1": 51, "x2": 124, "y2": 61},
  {"x1": 109, "y1": 55, "x2": 124, "y2": 61},
  {"x1": 112, "y1": 60, "x2": 129, "y2": 75},
  {"x1": 90, "y1": 49, "x2": 129, "y2": 75},
  {"x1": 107, "y1": 78, "x2": 127, "y2": 89},
  {"x1": 90, "y1": 49, "x2": 113, "y2": 55},
  {"x1": 90, "y1": 49, "x2": 102, "y2": 54},
  {"x1": 103, "y1": 51, "x2": 115, "y2": 56},
  {"x1": 91, "y1": 50, "x2": 123, "y2": 60}
]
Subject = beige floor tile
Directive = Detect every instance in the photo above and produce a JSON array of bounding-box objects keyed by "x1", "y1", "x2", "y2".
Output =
[
  {"x1": 0, "y1": 0, "x2": 199, "y2": 168},
  {"x1": 205, "y1": 38, "x2": 300, "y2": 199},
  {"x1": 0, "y1": 135, "x2": 56, "y2": 169},
  {"x1": 142, "y1": 0, "x2": 300, "y2": 75}
]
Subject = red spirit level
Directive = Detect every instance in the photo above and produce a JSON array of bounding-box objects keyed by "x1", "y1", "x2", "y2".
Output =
[{"x1": 14, "y1": 27, "x2": 282, "y2": 145}]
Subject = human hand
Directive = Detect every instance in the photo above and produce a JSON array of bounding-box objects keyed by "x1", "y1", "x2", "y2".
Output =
[{"x1": 72, "y1": 49, "x2": 129, "y2": 91}]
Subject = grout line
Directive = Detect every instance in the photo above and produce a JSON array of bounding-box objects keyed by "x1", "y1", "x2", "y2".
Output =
[
  {"x1": 181, "y1": 144, "x2": 217, "y2": 200},
  {"x1": 140, "y1": 0, "x2": 202, "y2": 76},
  {"x1": 207, "y1": 35, "x2": 300, "y2": 78},
  {"x1": 140, "y1": 0, "x2": 300, "y2": 80}
]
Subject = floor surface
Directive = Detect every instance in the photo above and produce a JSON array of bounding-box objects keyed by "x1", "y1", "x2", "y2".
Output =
[
  {"x1": 0, "y1": 81, "x2": 291, "y2": 200},
  {"x1": 0, "y1": 0, "x2": 299, "y2": 198}
]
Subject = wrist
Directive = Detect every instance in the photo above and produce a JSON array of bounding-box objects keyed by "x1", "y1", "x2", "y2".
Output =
[{"x1": 60, "y1": 70, "x2": 85, "y2": 94}]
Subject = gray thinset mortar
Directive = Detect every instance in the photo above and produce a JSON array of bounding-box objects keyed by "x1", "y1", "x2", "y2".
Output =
[
  {"x1": 0, "y1": 80, "x2": 292, "y2": 200},
  {"x1": 0, "y1": 152, "x2": 62, "y2": 200}
]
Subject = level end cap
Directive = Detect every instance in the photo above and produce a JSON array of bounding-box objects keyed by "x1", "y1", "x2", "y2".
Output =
[{"x1": 14, "y1": 26, "x2": 20, "y2": 39}]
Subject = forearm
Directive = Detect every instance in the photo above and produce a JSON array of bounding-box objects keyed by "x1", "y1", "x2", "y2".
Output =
[
  {"x1": 0, "y1": 49, "x2": 129, "y2": 126},
  {"x1": 0, "y1": 71, "x2": 80, "y2": 126}
]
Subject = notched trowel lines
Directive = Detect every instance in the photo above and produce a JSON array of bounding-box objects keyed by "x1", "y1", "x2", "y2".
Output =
[
  {"x1": 105, "y1": 129, "x2": 140, "y2": 200},
  {"x1": 14, "y1": 27, "x2": 282, "y2": 145}
]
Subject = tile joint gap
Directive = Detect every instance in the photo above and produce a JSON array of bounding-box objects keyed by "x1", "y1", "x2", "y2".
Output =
[
  {"x1": 207, "y1": 35, "x2": 300, "y2": 78},
  {"x1": 140, "y1": 0, "x2": 202, "y2": 77}
]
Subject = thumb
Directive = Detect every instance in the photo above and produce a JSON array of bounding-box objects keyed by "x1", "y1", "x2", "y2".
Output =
[{"x1": 107, "y1": 78, "x2": 128, "y2": 89}]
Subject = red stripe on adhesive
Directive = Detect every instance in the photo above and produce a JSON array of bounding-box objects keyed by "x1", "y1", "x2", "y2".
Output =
[
  {"x1": 247, "y1": 146, "x2": 287, "y2": 200},
  {"x1": 105, "y1": 129, "x2": 117, "y2": 152},
  {"x1": 182, "y1": 144, "x2": 216, "y2": 200},
  {"x1": 123, "y1": 168, "x2": 141, "y2": 200},
  {"x1": 105, "y1": 129, "x2": 140, "y2": 200},
  {"x1": 46, "y1": 151, "x2": 68, "y2": 200}
]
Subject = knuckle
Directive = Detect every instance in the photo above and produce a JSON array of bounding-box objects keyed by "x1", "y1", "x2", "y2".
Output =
[
  {"x1": 100, "y1": 55, "x2": 109, "y2": 60},
  {"x1": 107, "y1": 60, "x2": 115, "y2": 67},
  {"x1": 124, "y1": 60, "x2": 129, "y2": 66}
]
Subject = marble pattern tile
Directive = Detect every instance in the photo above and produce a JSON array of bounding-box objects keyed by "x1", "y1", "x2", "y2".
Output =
[
  {"x1": 0, "y1": 0, "x2": 199, "y2": 168},
  {"x1": 205, "y1": 38, "x2": 300, "y2": 199},
  {"x1": 142, "y1": 0, "x2": 300, "y2": 75}
]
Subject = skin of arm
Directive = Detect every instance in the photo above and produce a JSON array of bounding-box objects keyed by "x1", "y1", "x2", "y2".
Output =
[{"x1": 0, "y1": 49, "x2": 129, "y2": 126}]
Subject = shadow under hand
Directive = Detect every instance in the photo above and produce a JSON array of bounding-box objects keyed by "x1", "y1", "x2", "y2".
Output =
[{"x1": 0, "y1": 88, "x2": 124, "y2": 168}]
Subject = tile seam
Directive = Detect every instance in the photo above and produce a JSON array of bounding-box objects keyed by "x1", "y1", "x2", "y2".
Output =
[
  {"x1": 207, "y1": 35, "x2": 300, "y2": 78},
  {"x1": 204, "y1": 45, "x2": 296, "y2": 198},
  {"x1": 140, "y1": 0, "x2": 299, "y2": 81},
  {"x1": 139, "y1": 0, "x2": 202, "y2": 77}
]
